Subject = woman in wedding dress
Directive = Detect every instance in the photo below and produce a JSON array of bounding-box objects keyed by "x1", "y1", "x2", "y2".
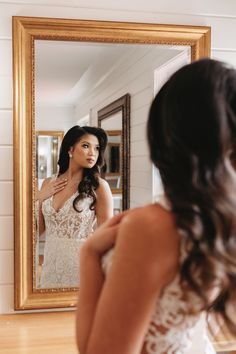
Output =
[
  {"x1": 76, "y1": 59, "x2": 236, "y2": 354},
  {"x1": 37, "y1": 125, "x2": 113, "y2": 289}
]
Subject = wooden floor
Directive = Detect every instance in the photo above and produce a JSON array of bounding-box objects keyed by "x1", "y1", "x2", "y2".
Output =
[
  {"x1": 0, "y1": 312, "x2": 77, "y2": 354},
  {"x1": 1, "y1": 311, "x2": 236, "y2": 354},
  {"x1": 209, "y1": 317, "x2": 236, "y2": 354}
]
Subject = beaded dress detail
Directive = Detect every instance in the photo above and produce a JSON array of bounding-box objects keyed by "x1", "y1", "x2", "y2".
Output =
[
  {"x1": 40, "y1": 189, "x2": 95, "y2": 289},
  {"x1": 101, "y1": 197, "x2": 216, "y2": 354}
]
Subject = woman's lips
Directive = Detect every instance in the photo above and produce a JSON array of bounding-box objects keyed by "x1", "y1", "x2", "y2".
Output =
[{"x1": 87, "y1": 158, "x2": 95, "y2": 163}]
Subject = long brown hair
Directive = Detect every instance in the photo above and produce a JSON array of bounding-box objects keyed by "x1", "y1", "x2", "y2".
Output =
[{"x1": 147, "y1": 59, "x2": 236, "y2": 331}]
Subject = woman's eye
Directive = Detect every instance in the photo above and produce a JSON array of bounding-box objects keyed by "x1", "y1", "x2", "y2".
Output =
[{"x1": 82, "y1": 144, "x2": 89, "y2": 148}]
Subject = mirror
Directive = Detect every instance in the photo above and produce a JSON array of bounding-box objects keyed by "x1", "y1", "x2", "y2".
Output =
[
  {"x1": 36, "y1": 131, "x2": 63, "y2": 182},
  {"x1": 98, "y1": 94, "x2": 130, "y2": 213},
  {"x1": 13, "y1": 16, "x2": 210, "y2": 310},
  {"x1": 104, "y1": 131, "x2": 122, "y2": 193},
  {"x1": 103, "y1": 129, "x2": 123, "y2": 213}
]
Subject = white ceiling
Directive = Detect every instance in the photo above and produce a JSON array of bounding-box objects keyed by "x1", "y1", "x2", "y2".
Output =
[
  {"x1": 35, "y1": 40, "x2": 186, "y2": 107},
  {"x1": 35, "y1": 41, "x2": 135, "y2": 106}
]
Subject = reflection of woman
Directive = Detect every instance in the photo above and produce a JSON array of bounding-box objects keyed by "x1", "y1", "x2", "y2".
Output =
[
  {"x1": 37, "y1": 125, "x2": 113, "y2": 289},
  {"x1": 77, "y1": 59, "x2": 236, "y2": 353}
]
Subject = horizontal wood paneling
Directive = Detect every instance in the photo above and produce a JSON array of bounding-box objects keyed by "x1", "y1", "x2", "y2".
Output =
[
  {"x1": 0, "y1": 147, "x2": 13, "y2": 180},
  {"x1": 0, "y1": 0, "x2": 236, "y2": 315},
  {"x1": 211, "y1": 49, "x2": 236, "y2": 68},
  {"x1": 0, "y1": 39, "x2": 12, "y2": 75},
  {"x1": 0, "y1": 285, "x2": 14, "y2": 314},
  {"x1": 131, "y1": 156, "x2": 152, "y2": 172},
  {"x1": 131, "y1": 171, "x2": 152, "y2": 189},
  {"x1": 0, "y1": 76, "x2": 12, "y2": 108},
  {"x1": 0, "y1": 182, "x2": 13, "y2": 216},
  {"x1": 0, "y1": 216, "x2": 14, "y2": 250},
  {"x1": 1, "y1": 0, "x2": 236, "y2": 17},
  {"x1": 131, "y1": 123, "x2": 147, "y2": 143},
  {"x1": 0, "y1": 111, "x2": 13, "y2": 145},
  {"x1": 130, "y1": 186, "x2": 152, "y2": 206},
  {"x1": 0, "y1": 250, "x2": 14, "y2": 284}
]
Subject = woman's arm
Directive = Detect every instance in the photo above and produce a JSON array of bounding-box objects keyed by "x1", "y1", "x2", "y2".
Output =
[
  {"x1": 76, "y1": 213, "x2": 125, "y2": 352},
  {"x1": 76, "y1": 205, "x2": 180, "y2": 354},
  {"x1": 95, "y1": 177, "x2": 114, "y2": 226},
  {"x1": 36, "y1": 178, "x2": 50, "y2": 236}
]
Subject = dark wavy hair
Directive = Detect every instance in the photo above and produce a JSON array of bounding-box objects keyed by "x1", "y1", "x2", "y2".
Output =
[
  {"x1": 147, "y1": 58, "x2": 236, "y2": 331},
  {"x1": 58, "y1": 125, "x2": 107, "y2": 211}
]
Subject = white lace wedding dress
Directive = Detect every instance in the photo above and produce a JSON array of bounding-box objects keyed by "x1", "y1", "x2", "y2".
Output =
[
  {"x1": 101, "y1": 197, "x2": 216, "y2": 354},
  {"x1": 39, "y1": 191, "x2": 95, "y2": 289}
]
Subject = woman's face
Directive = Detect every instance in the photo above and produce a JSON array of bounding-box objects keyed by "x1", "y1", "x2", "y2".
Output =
[{"x1": 69, "y1": 134, "x2": 100, "y2": 169}]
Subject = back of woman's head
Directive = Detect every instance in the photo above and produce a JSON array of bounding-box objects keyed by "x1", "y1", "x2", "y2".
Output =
[
  {"x1": 58, "y1": 125, "x2": 107, "y2": 175},
  {"x1": 148, "y1": 58, "x2": 236, "y2": 193},
  {"x1": 148, "y1": 59, "x2": 236, "y2": 331}
]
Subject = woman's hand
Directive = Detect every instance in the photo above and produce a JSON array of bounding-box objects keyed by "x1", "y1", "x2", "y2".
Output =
[
  {"x1": 82, "y1": 212, "x2": 128, "y2": 258},
  {"x1": 37, "y1": 178, "x2": 67, "y2": 202}
]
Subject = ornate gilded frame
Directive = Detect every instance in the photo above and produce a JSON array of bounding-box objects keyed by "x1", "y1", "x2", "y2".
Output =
[
  {"x1": 13, "y1": 16, "x2": 211, "y2": 310},
  {"x1": 36, "y1": 131, "x2": 64, "y2": 140}
]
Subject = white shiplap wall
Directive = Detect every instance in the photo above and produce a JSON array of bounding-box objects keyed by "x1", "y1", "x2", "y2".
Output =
[
  {"x1": 1, "y1": 0, "x2": 236, "y2": 314},
  {"x1": 36, "y1": 106, "x2": 75, "y2": 131},
  {"x1": 74, "y1": 46, "x2": 185, "y2": 207}
]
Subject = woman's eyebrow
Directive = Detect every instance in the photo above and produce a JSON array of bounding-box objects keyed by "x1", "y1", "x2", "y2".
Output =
[{"x1": 81, "y1": 140, "x2": 100, "y2": 146}]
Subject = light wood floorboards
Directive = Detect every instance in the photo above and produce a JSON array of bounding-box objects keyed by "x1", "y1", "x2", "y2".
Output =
[
  {"x1": 1, "y1": 311, "x2": 236, "y2": 353},
  {"x1": 0, "y1": 312, "x2": 77, "y2": 354}
]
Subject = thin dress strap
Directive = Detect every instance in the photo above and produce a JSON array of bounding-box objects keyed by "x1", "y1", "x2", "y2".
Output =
[{"x1": 155, "y1": 195, "x2": 171, "y2": 211}]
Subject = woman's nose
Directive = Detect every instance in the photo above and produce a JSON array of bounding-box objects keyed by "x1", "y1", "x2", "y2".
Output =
[{"x1": 89, "y1": 148, "x2": 95, "y2": 155}]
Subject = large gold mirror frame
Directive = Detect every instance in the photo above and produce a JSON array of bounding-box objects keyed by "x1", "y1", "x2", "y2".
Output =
[{"x1": 13, "y1": 16, "x2": 210, "y2": 310}]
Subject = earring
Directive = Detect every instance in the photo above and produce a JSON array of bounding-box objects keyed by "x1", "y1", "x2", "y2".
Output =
[{"x1": 69, "y1": 153, "x2": 72, "y2": 158}]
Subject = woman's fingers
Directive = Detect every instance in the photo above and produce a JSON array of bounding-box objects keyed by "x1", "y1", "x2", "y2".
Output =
[
  {"x1": 55, "y1": 179, "x2": 67, "y2": 188},
  {"x1": 96, "y1": 211, "x2": 129, "y2": 231},
  {"x1": 84, "y1": 224, "x2": 120, "y2": 255},
  {"x1": 39, "y1": 178, "x2": 68, "y2": 201},
  {"x1": 57, "y1": 178, "x2": 67, "y2": 186},
  {"x1": 53, "y1": 179, "x2": 67, "y2": 193}
]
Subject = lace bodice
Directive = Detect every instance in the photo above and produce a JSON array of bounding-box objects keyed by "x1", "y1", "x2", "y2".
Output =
[
  {"x1": 101, "y1": 197, "x2": 216, "y2": 354},
  {"x1": 40, "y1": 192, "x2": 95, "y2": 288},
  {"x1": 42, "y1": 192, "x2": 95, "y2": 241}
]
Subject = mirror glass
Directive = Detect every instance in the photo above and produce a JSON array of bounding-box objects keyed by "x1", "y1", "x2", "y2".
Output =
[
  {"x1": 36, "y1": 131, "x2": 63, "y2": 185},
  {"x1": 103, "y1": 129, "x2": 123, "y2": 214},
  {"x1": 104, "y1": 130, "x2": 122, "y2": 193},
  {"x1": 34, "y1": 40, "x2": 188, "y2": 290},
  {"x1": 98, "y1": 98, "x2": 130, "y2": 215}
]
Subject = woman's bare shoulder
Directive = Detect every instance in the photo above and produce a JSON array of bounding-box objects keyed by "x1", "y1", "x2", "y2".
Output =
[
  {"x1": 98, "y1": 176, "x2": 110, "y2": 187},
  {"x1": 124, "y1": 203, "x2": 176, "y2": 232},
  {"x1": 96, "y1": 177, "x2": 111, "y2": 194},
  {"x1": 118, "y1": 204, "x2": 179, "y2": 260},
  {"x1": 113, "y1": 204, "x2": 180, "y2": 287}
]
